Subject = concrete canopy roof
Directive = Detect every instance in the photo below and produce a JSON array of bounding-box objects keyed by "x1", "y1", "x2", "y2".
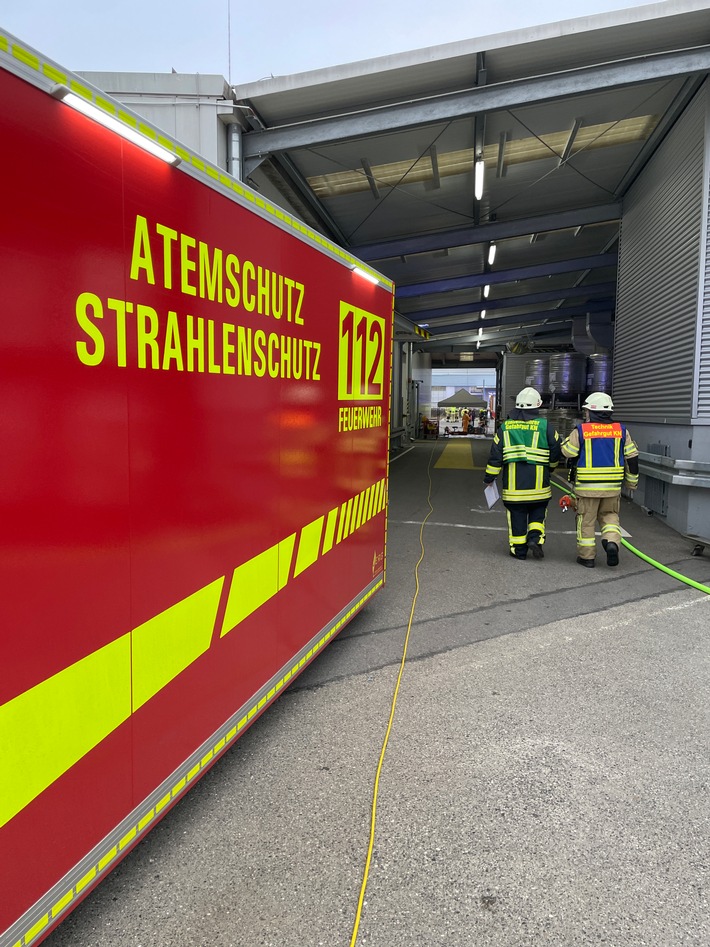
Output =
[{"x1": 232, "y1": 1, "x2": 710, "y2": 366}]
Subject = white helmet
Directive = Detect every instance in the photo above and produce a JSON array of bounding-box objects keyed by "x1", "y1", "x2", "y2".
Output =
[
  {"x1": 583, "y1": 391, "x2": 614, "y2": 411},
  {"x1": 515, "y1": 386, "x2": 542, "y2": 409}
]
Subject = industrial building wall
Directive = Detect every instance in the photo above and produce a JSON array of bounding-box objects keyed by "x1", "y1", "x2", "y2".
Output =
[
  {"x1": 611, "y1": 82, "x2": 710, "y2": 539},
  {"x1": 78, "y1": 72, "x2": 233, "y2": 170},
  {"x1": 411, "y1": 351, "x2": 433, "y2": 419},
  {"x1": 696, "y1": 86, "x2": 710, "y2": 420},
  {"x1": 614, "y1": 82, "x2": 707, "y2": 425}
]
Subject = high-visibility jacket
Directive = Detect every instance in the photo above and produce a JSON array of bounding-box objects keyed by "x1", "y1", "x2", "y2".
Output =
[
  {"x1": 485, "y1": 417, "x2": 560, "y2": 503},
  {"x1": 562, "y1": 422, "x2": 639, "y2": 496}
]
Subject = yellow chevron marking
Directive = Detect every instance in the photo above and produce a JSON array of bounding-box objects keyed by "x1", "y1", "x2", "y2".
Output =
[
  {"x1": 322, "y1": 507, "x2": 338, "y2": 554},
  {"x1": 132, "y1": 577, "x2": 224, "y2": 710},
  {"x1": 0, "y1": 634, "x2": 131, "y2": 830},
  {"x1": 294, "y1": 515, "x2": 325, "y2": 576},
  {"x1": 221, "y1": 534, "x2": 296, "y2": 636},
  {"x1": 0, "y1": 475, "x2": 385, "y2": 833}
]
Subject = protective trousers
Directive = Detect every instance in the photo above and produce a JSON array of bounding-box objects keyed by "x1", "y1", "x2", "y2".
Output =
[
  {"x1": 576, "y1": 495, "x2": 621, "y2": 561},
  {"x1": 503, "y1": 500, "x2": 549, "y2": 556}
]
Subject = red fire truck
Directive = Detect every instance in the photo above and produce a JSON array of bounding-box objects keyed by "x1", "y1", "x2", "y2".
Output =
[{"x1": 0, "y1": 32, "x2": 393, "y2": 947}]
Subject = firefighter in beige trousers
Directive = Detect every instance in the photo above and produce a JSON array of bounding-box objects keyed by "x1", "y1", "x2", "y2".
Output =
[{"x1": 561, "y1": 392, "x2": 639, "y2": 568}]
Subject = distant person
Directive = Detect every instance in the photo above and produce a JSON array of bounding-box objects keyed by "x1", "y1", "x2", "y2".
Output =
[
  {"x1": 561, "y1": 392, "x2": 639, "y2": 568},
  {"x1": 462, "y1": 411, "x2": 470, "y2": 434},
  {"x1": 483, "y1": 387, "x2": 561, "y2": 560}
]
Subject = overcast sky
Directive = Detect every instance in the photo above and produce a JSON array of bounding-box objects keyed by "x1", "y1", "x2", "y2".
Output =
[{"x1": 4, "y1": 0, "x2": 659, "y2": 84}]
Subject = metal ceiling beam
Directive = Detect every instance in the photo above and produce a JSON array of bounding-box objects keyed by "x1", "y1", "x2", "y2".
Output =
[
  {"x1": 407, "y1": 282, "x2": 617, "y2": 321},
  {"x1": 264, "y1": 152, "x2": 351, "y2": 246},
  {"x1": 426, "y1": 318, "x2": 572, "y2": 343},
  {"x1": 239, "y1": 47, "x2": 710, "y2": 157},
  {"x1": 427, "y1": 305, "x2": 606, "y2": 333},
  {"x1": 354, "y1": 204, "x2": 621, "y2": 260},
  {"x1": 396, "y1": 253, "x2": 618, "y2": 297},
  {"x1": 614, "y1": 75, "x2": 706, "y2": 196}
]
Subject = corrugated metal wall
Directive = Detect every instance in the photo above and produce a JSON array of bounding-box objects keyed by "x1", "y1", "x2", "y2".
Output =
[
  {"x1": 614, "y1": 83, "x2": 707, "y2": 423},
  {"x1": 500, "y1": 354, "x2": 529, "y2": 419},
  {"x1": 697, "y1": 93, "x2": 710, "y2": 418}
]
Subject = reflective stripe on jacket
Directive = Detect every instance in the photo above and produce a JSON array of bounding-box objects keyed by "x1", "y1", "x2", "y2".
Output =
[
  {"x1": 575, "y1": 422, "x2": 625, "y2": 491},
  {"x1": 485, "y1": 417, "x2": 557, "y2": 503}
]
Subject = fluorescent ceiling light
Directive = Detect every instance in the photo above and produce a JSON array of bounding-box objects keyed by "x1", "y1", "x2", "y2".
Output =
[
  {"x1": 474, "y1": 158, "x2": 485, "y2": 201},
  {"x1": 476, "y1": 340, "x2": 481, "y2": 349},
  {"x1": 478, "y1": 326, "x2": 483, "y2": 336},
  {"x1": 54, "y1": 86, "x2": 179, "y2": 165},
  {"x1": 353, "y1": 266, "x2": 379, "y2": 284},
  {"x1": 483, "y1": 285, "x2": 490, "y2": 298},
  {"x1": 488, "y1": 243, "x2": 497, "y2": 265},
  {"x1": 481, "y1": 310, "x2": 486, "y2": 319}
]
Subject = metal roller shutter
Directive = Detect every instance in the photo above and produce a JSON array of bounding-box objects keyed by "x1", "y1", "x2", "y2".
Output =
[
  {"x1": 697, "y1": 139, "x2": 710, "y2": 419},
  {"x1": 614, "y1": 84, "x2": 706, "y2": 423}
]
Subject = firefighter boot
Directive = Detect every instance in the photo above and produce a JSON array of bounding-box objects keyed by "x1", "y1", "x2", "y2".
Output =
[
  {"x1": 602, "y1": 539, "x2": 619, "y2": 567},
  {"x1": 528, "y1": 534, "x2": 544, "y2": 559}
]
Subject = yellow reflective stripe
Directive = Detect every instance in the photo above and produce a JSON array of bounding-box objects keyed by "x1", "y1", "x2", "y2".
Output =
[
  {"x1": 380, "y1": 478, "x2": 388, "y2": 512},
  {"x1": 69, "y1": 79, "x2": 93, "y2": 101},
  {"x1": 26, "y1": 914, "x2": 49, "y2": 942},
  {"x1": 294, "y1": 516, "x2": 324, "y2": 577},
  {"x1": 501, "y1": 488, "x2": 552, "y2": 501},
  {"x1": 344, "y1": 497, "x2": 355, "y2": 536},
  {"x1": 76, "y1": 866, "x2": 97, "y2": 893},
  {"x1": 356, "y1": 488, "x2": 368, "y2": 529},
  {"x1": 42, "y1": 62, "x2": 67, "y2": 84},
  {"x1": 348, "y1": 495, "x2": 361, "y2": 535},
  {"x1": 1, "y1": 474, "x2": 386, "y2": 830},
  {"x1": 12, "y1": 43, "x2": 39, "y2": 70},
  {"x1": 220, "y1": 533, "x2": 296, "y2": 636},
  {"x1": 132, "y1": 577, "x2": 224, "y2": 710},
  {"x1": 0, "y1": 634, "x2": 131, "y2": 830},
  {"x1": 322, "y1": 507, "x2": 338, "y2": 554},
  {"x1": 337, "y1": 499, "x2": 349, "y2": 542},
  {"x1": 366, "y1": 483, "x2": 377, "y2": 519},
  {"x1": 576, "y1": 470, "x2": 623, "y2": 481}
]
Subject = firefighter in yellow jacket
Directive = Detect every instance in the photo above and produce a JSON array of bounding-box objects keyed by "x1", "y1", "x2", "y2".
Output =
[
  {"x1": 484, "y1": 387, "x2": 561, "y2": 560},
  {"x1": 561, "y1": 391, "x2": 639, "y2": 568}
]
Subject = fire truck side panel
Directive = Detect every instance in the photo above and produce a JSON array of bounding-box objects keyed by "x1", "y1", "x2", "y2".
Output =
[{"x1": 0, "y1": 45, "x2": 392, "y2": 946}]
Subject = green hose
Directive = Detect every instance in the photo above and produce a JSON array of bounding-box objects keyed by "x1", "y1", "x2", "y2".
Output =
[{"x1": 551, "y1": 480, "x2": 710, "y2": 596}]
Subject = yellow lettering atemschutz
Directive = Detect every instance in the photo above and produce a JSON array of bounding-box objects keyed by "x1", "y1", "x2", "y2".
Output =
[
  {"x1": 181, "y1": 234, "x2": 197, "y2": 296},
  {"x1": 129, "y1": 215, "x2": 155, "y2": 285}
]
